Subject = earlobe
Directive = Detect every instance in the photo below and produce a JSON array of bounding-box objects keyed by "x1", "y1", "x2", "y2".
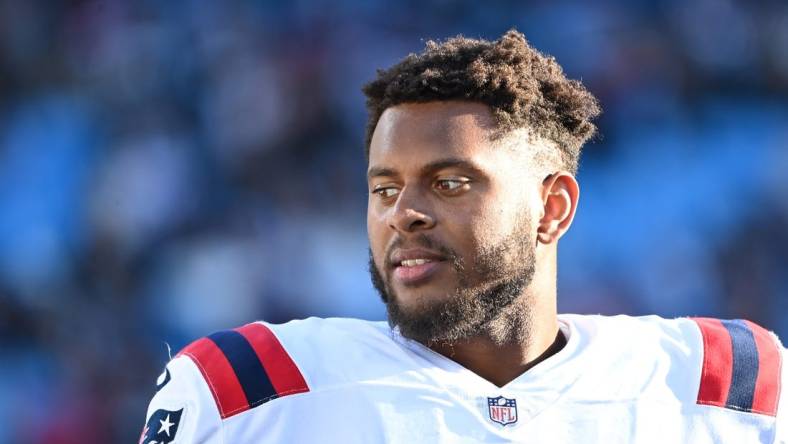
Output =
[{"x1": 536, "y1": 172, "x2": 579, "y2": 245}]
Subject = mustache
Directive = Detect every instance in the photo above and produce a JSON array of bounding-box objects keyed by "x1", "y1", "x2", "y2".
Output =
[{"x1": 383, "y1": 234, "x2": 460, "y2": 269}]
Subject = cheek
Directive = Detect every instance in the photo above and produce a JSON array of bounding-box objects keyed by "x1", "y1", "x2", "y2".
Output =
[
  {"x1": 471, "y1": 199, "x2": 504, "y2": 235},
  {"x1": 441, "y1": 203, "x2": 495, "y2": 257},
  {"x1": 460, "y1": 199, "x2": 525, "y2": 250},
  {"x1": 367, "y1": 210, "x2": 388, "y2": 262}
]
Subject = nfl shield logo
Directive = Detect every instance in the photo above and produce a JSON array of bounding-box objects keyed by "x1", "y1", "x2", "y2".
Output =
[{"x1": 487, "y1": 396, "x2": 518, "y2": 426}]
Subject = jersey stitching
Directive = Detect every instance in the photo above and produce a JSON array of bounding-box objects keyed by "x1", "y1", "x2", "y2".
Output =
[
  {"x1": 769, "y1": 332, "x2": 783, "y2": 422},
  {"x1": 182, "y1": 351, "x2": 227, "y2": 417},
  {"x1": 220, "y1": 388, "x2": 310, "y2": 417},
  {"x1": 775, "y1": 339, "x2": 784, "y2": 444},
  {"x1": 183, "y1": 351, "x2": 310, "y2": 418},
  {"x1": 254, "y1": 320, "x2": 314, "y2": 393},
  {"x1": 176, "y1": 355, "x2": 228, "y2": 444},
  {"x1": 773, "y1": 333, "x2": 783, "y2": 413},
  {"x1": 181, "y1": 322, "x2": 314, "y2": 420},
  {"x1": 696, "y1": 399, "x2": 774, "y2": 416},
  {"x1": 697, "y1": 319, "x2": 711, "y2": 406},
  {"x1": 215, "y1": 321, "x2": 312, "y2": 418}
]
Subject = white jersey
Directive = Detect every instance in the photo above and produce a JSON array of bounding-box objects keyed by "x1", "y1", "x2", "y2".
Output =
[{"x1": 142, "y1": 314, "x2": 787, "y2": 443}]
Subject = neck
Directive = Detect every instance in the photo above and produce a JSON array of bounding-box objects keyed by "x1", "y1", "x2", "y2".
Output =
[
  {"x1": 430, "y1": 325, "x2": 565, "y2": 387},
  {"x1": 428, "y1": 253, "x2": 562, "y2": 387}
]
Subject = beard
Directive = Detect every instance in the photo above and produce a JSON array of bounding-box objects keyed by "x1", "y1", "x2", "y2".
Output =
[{"x1": 368, "y1": 216, "x2": 536, "y2": 347}]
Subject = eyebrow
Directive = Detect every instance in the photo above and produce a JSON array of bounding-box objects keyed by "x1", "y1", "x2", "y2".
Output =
[{"x1": 367, "y1": 158, "x2": 485, "y2": 180}]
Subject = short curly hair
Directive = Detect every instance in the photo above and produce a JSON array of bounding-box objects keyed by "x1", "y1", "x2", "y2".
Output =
[{"x1": 362, "y1": 29, "x2": 601, "y2": 174}]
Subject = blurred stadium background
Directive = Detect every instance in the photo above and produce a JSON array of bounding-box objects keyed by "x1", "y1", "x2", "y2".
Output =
[{"x1": 0, "y1": 0, "x2": 786, "y2": 442}]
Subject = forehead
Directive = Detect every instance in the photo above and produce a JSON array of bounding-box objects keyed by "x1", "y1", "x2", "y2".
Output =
[{"x1": 368, "y1": 101, "x2": 501, "y2": 168}]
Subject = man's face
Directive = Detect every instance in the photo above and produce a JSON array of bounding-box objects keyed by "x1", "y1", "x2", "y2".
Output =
[{"x1": 366, "y1": 101, "x2": 542, "y2": 345}]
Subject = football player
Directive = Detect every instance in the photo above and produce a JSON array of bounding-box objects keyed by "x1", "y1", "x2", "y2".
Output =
[{"x1": 142, "y1": 30, "x2": 786, "y2": 443}]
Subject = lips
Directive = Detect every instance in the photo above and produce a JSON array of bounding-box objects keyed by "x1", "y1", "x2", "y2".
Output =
[
  {"x1": 388, "y1": 248, "x2": 447, "y2": 286},
  {"x1": 389, "y1": 248, "x2": 446, "y2": 266},
  {"x1": 393, "y1": 261, "x2": 443, "y2": 285}
]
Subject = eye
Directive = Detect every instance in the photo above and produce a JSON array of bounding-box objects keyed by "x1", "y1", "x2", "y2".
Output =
[
  {"x1": 434, "y1": 178, "x2": 470, "y2": 193},
  {"x1": 372, "y1": 186, "x2": 400, "y2": 199}
]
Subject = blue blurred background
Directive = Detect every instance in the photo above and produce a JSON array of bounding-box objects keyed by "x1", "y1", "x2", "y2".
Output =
[{"x1": 0, "y1": 0, "x2": 786, "y2": 442}]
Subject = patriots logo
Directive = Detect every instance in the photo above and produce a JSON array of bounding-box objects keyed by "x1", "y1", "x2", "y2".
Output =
[
  {"x1": 139, "y1": 408, "x2": 183, "y2": 444},
  {"x1": 487, "y1": 396, "x2": 518, "y2": 426}
]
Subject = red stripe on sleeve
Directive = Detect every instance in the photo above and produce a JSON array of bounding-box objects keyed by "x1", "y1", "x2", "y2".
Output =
[
  {"x1": 692, "y1": 318, "x2": 734, "y2": 408},
  {"x1": 236, "y1": 322, "x2": 310, "y2": 397},
  {"x1": 744, "y1": 320, "x2": 782, "y2": 416},
  {"x1": 177, "y1": 337, "x2": 250, "y2": 418}
]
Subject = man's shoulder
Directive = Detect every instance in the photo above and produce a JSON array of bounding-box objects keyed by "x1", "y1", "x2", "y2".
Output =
[
  {"x1": 563, "y1": 312, "x2": 783, "y2": 353},
  {"x1": 561, "y1": 313, "x2": 706, "y2": 371},
  {"x1": 257, "y1": 316, "x2": 398, "y2": 376},
  {"x1": 142, "y1": 317, "x2": 400, "y2": 441},
  {"x1": 561, "y1": 312, "x2": 694, "y2": 338},
  {"x1": 265, "y1": 316, "x2": 392, "y2": 346},
  {"x1": 168, "y1": 317, "x2": 399, "y2": 416},
  {"x1": 562, "y1": 313, "x2": 785, "y2": 419},
  {"x1": 560, "y1": 313, "x2": 705, "y2": 387}
]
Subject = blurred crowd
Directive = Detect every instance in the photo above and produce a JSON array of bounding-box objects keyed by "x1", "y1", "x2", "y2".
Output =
[{"x1": 0, "y1": 0, "x2": 786, "y2": 442}]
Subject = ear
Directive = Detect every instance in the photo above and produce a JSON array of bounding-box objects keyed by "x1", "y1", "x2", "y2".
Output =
[{"x1": 536, "y1": 172, "x2": 580, "y2": 245}]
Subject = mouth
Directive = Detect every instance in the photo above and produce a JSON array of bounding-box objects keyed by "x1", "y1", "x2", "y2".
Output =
[
  {"x1": 389, "y1": 249, "x2": 448, "y2": 286},
  {"x1": 394, "y1": 260, "x2": 444, "y2": 286}
]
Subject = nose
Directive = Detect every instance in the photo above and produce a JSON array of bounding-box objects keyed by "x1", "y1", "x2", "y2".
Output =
[{"x1": 387, "y1": 187, "x2": 436, "y2": 233}]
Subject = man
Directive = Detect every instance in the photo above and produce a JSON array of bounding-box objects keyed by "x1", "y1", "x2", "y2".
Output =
[{"x1": 142, "y1": 30, "x2": 786, "y2": 443}]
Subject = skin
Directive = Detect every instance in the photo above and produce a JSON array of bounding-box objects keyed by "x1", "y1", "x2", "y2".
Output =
[{"x1": 367, "y1": 101, "x2": 580, "y2": 387}]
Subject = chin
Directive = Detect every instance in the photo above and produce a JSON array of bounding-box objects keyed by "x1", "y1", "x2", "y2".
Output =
[{"x1": 391, "y1": 287, "x2": 453, "y2": 313}]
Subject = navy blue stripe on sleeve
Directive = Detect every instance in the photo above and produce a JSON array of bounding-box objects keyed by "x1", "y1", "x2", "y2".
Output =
[
  {"x1": 208, "y1": 330, "x2": 278, "y2": 407},
  {"x1": 721, "y1": 319, "x2": 759, "y2": 412}
]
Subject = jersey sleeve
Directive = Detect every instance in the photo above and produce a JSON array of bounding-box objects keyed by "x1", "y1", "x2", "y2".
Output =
[
  {"x1": 141, "y1": 356, "x2": 223, "y2": 444},
  {"x1": 141, "y1": 321, "x2": 313, "y2": 443}
]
